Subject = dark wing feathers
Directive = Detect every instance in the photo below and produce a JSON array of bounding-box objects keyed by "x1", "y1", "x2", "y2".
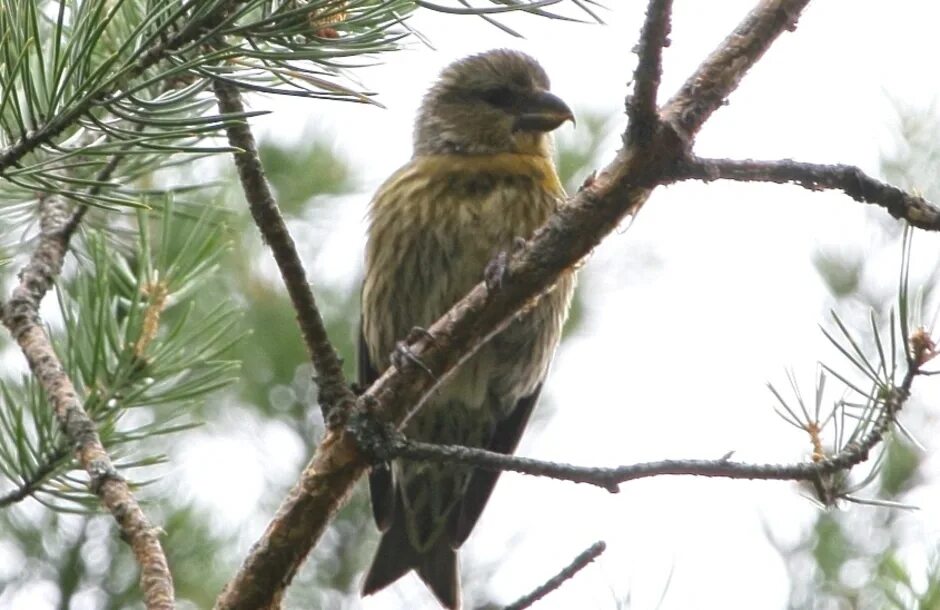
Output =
[
  {"x1": 362, "y1": 306, "x2": 545, "y2": 608},
  {"x1": 357, "y1": 320, "x2": 380, "y2": 388},
  {"x1": 450, "y1": 384, "x2": 543, "y2": 546},
  {"x1": 363, "y1": 489, "x2": 461, "y2": 610},
  {"x1": 360, "y1": 323, "x2": 395, "y2": 531}
]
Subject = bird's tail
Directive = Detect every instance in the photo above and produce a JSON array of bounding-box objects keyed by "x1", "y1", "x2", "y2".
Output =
[{"x1": 362, "y1": 512, "x2": 460, "y2": 609}]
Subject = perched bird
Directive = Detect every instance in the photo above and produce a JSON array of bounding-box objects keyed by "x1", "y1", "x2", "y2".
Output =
[{"x1": 360, "y1": 49, "x2": 576, "y2": 609}]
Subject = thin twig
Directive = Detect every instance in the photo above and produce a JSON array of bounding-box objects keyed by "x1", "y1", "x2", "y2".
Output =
[
  {"x1": 0, "y1": 445, "x2": 70, "y2": 507},
  {"x1": 504, "y1": 541, "x2": 607, "y2": 610},
  {"x1": 216, "y1": 2, "x2": 815, "y2": 608},
  {"x1": 625, "y1": 0, "x2": 673, "y2": 146},
  {"x1": 1, "y1": 196, "x2": 175, "y2": 610},
  {"x1": 212, "y1": 79, "x2": 362, "y2": 610},
  {"x1": 212, "y1": 79, "x2": 355, "y2": 424},
  {"x1": 377, "y1": 367, "x2": 907, "y2": 492},
  {"x1": 675, "y1": 156, "x2": 940, "y2": 231}
]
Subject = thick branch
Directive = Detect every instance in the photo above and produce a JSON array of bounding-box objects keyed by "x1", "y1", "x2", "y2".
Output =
[
  {"x1": 676, "y1": 156, "x2": 940, "y2": 230},
  {"x1": 504, "y1": 541, "x2": 606, "y2": 610},
  {"x1": 353, "y1": 0, "x2": 814, "y2": 433},
  {"x1": 213, "y1": 80, "x2": 355, "y2": 421},
  {"x1": 215, "y1": 2, "x2": 814, "y2": 607},
  {"x1": 625, "y1": 0, "x2": 673, "y2": 145},
  {"x1": 1, "y1": 197, "x2": 174, "y2": 610}
]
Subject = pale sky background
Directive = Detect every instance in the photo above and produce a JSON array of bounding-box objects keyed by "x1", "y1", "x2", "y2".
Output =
[{"x1": 120, "y1": 2, "x2": 940, "y2": 609}]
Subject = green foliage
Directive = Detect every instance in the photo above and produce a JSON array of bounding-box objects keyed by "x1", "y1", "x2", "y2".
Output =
[
  {"x1": 879, "y1": 434, "x2": 919, "y2": 498},
  {"x1": 0, "y1": 0, "x2": 421, "y2": 215},
  {"x1": 0, "y1": 205, "x2": 240, "y2": 511}
]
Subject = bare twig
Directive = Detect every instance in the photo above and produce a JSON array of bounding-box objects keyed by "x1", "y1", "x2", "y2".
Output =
[
  {"x1": 212, "y1": 79, "x2": 355, "y2": 424},
  {"x1": 216, "y1": 1, "x2": 814, "y2": 607},
  {"x1": 676, "y1": 156, "x2": 940, "y2": 230},
  {"x1": 377, "y1": 367, "x2": 908, "y2": 494},
  {"x1": 1, "y1": 196, "x2": 175, "y2": 610},
  {"x1": 504, "y1": 541, "x2": 607, "y2": 610},
  {"x1": 625, "y1": 0, "x2": 673, "y2": 146}
]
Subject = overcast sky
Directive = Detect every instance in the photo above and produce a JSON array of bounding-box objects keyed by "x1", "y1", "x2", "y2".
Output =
[{"x1": 189, "y1": 2, "x2": 940, "y2": 609}]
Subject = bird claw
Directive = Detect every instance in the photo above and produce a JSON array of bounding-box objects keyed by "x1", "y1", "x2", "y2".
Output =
[
  {"x1": 485, "y1": 251, "x2": 510, "y2": 291},
  {"x1": 485, "y1": 238, "x2": 526, "y2": 292},
  {"x1": 391, "y1": 333, "x2": 436, "y2": 380}
]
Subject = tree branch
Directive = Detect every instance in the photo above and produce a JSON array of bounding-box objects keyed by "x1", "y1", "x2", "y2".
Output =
[
  {"x1": 215, "y1": 1, "x2": 815, "y2": 607},
  {"x1": 625, "y1": 0, "x2": 673, "y2": 146},
  {"x1": 504, "y1": 541, "x2": 606, "y2": 610},
  {"x1": 675, "y1": 156, "x2": 940, "y2": 230},
  {"x1": 368, "y1": 363, "x2": 908, "y2": 499},
  {"x1": 1, "y1": 196, "x2": 175, "y2": 610},
  {"x1": 212, "y1": 79, "x2": 355, "y2": 424}
]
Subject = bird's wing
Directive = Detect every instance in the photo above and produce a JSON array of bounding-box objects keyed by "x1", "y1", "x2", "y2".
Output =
[
  {"x1": 449, "y1": 383, "x2": 543, "y2": 546},
  {"x1": 360, "y1": 321, "x2": 395, "y2": 531}
]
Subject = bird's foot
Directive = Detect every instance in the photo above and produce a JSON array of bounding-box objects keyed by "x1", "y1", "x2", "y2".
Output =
[
  {"x1": 485, "y1": 237, "x2": 527, "y2": 291},
  {"x1": 390, "y1": 326, "x2": 437, "y2": 380},
  {"x1": 579, "y1": 169, "x2": 597, "y2": 192}
]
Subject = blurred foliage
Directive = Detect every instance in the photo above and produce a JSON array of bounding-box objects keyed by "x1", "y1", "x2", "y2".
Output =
[
  {"x1": 259, "y1": 138, "x2": 354, "y2": 216},
  {"x1": 812, "y1": 251, "x2": 863, "y2": 300},
  {"x1": 556, "y1": 112, "x2": 617, "y2": 195},
  {"x1": 553, "y1": 111, "x2": 614, "y2": 341}
]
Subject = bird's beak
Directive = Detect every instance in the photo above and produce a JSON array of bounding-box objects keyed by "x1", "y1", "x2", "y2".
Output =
[{"x1": 513, "y1": 90, "x2": 575, "y2": 133}]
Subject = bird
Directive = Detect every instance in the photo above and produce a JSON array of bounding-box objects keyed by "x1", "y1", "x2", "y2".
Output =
[{"x1": 359, "y1": 48, "x2": 576, "y2": 609}]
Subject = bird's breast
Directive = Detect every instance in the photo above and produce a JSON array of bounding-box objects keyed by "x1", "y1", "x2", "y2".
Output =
[{"x1": 362, "y1": 153, "x2": 572, "y2": 407}]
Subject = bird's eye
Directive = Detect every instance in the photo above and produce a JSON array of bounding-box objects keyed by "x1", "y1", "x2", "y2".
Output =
[{"x1": 480, "y1": 86, "x2": 514, "y2": 109}]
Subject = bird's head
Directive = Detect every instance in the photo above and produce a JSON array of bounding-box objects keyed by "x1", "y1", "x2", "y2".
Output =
[{"x1": 413, "y1": 49, "x2": 574, "y2": 157}]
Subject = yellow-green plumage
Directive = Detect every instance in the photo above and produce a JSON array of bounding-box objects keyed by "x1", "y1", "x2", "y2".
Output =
[{"x1": 360, "y1": 49, "x2": 575, "y2": 610}]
